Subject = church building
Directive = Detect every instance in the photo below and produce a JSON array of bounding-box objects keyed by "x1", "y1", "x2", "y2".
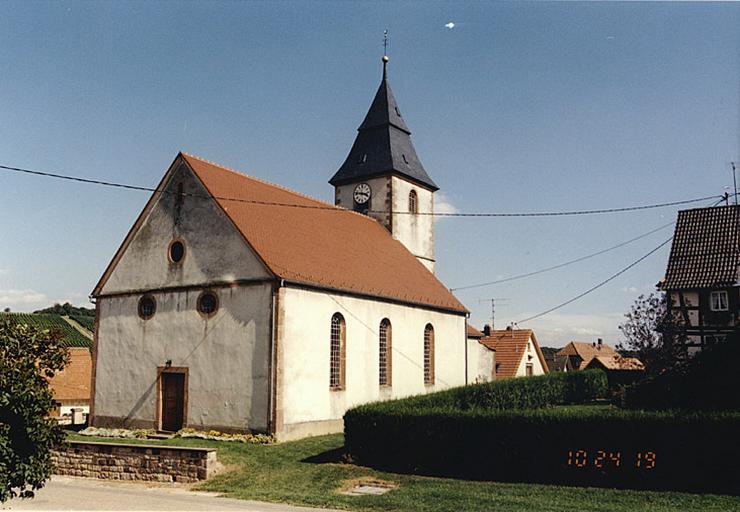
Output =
[{"x1": 89, "y1": 57, "x2": 469, "y2": 440}]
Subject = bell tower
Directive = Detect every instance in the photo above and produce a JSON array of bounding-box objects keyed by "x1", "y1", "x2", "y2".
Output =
[{"x1": 329, "y1": 55, "x2": 438, "y2": 273}]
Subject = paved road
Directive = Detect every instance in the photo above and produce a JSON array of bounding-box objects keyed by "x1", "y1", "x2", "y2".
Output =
[{"x1": 4, "y1": 476, "x2": 338, "y2": 512}]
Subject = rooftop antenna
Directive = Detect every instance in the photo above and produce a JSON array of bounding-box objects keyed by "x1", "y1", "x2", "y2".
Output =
[
  {"x1": 478, "y1": 298, "x2": 509, "y2": 330},
  {"x1": 732, "y1": 162, "x2": 737, "y2": 205}
]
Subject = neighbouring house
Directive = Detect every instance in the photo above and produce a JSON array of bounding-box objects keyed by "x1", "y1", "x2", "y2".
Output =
[
  {"x1": 2, "y1": 312, "x2": 93, "y2": 421},
  {"x1": 555, "y1": 339, "x2": 619, "y2": 370},
  {"x1": 479, "y1": 326, "x2": 549, "y2": 378},
  {"x1": 584, "y1": 355, "x2": 645, "y2": 386},
  {"x1": 90, "y1": 57, "x2": 470, "y2": 441},
  {"x1": 466, "y1": 324, "x2": 495, "y2": 383},
  {"x1": 661, "y1": 204, "x2": 740, "y2": 353},
  {"x1": 541, "y1": 346, "x2": 574, "y2": 373}
]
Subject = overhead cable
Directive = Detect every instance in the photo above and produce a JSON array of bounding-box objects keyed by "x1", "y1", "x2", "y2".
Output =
[
  {"x1": 515, "y1": 236, "x2": 674, "y2": 324},
  {"x1": 0, "y1": 163, "x2": 722, "y2": 218},
  {"x1": 451, "y1": 221, "x2": 676, "y2": 291}
]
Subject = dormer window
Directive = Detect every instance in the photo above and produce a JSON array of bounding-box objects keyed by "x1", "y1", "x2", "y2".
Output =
[
  {"x1": 357, "y1": 153, "x2": 367, "y2": 164},
  {"x1": 710, "y1": 290, "x2": 729, "y2": 311},
  {"x1": 395, "y1": 106, "x2": 401, "y2": 117},
  {"x1": 402, "y1": 154, "x2": 409, "y2": 165}
]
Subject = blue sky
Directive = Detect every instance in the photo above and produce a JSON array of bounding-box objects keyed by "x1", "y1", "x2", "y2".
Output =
[{"x1": 1, "y1": 1, "x2": 738, "y2": 346}]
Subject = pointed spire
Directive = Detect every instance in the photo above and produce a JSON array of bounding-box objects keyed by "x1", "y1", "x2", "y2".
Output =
[{"x1": 329, "y1": 58, "x2": 438, "y2": 191}]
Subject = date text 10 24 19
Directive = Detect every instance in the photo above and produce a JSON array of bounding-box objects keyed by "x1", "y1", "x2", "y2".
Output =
[{"x1": 567, "y1": 450, "x2": 656, "y2": 470}]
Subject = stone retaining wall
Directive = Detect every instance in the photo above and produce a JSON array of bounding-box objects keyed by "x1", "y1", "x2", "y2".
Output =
[{"x1": 52, "y1": 440, "x2": 218, "y2": 483}]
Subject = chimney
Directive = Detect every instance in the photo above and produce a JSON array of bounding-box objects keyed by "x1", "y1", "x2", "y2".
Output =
[
  {"x1": 506, "y1": 325, "x2": 513, "y2": 331},
  {"x1": 597, "y1": 338, "x2": 603, "y2": 349},
  {"x1": 483, "y1": 324, "x2": 492, "y2": 336}
]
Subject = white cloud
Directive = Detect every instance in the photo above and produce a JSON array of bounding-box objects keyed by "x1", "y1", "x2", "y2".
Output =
[
  {"x1": 445, "y1": 22, "x2": 455, "y2": 29},
  {"x1": 435, "y1": 193, "x2": 459, "y2": 216},
  {"x1": 0, "y1": 289, "x2": 50, "y2": 310},
  {"x1": 515, "y1": 312, "x2": 624, "y2": 348}
]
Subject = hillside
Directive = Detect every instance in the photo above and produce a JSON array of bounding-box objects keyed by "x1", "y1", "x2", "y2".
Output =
[{"x1": 1, "y1": 312, "x2": 93, "y2": 348}]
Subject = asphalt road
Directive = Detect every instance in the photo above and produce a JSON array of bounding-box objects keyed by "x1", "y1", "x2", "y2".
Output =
[{"x1": 3, "y1": 476, "x2": 337, "y2": 512}]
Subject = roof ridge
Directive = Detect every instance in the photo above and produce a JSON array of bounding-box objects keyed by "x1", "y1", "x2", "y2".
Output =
[{"x1": 181, "y1": 152, "x2": 380, "y2": 223}]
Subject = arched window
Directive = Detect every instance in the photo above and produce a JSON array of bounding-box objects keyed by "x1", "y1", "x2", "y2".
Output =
[
  {"x1": 330, "y1": 313, "x2": 346, "y2": 390},
  {"x1": 408, "y1": 190, "x2": 418, "y2": 214},
  {"x1": 379, "y1": 319, "x2": 392, "y2": 386},
  {"x1": 424, "y1": 323, "x2": 435, "y2": 385}
]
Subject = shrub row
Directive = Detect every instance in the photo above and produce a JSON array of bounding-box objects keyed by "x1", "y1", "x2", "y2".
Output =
[
  {"x1": 381, "y1": 369, "x2": 608, "y2": 413},
  {"x1": 344, "y1": 406, "x2": 740, "y2": 494}
]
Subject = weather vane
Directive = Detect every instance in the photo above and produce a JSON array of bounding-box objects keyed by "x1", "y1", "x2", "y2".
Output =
[{"x1": 383, "y1": 29, "x2": 388, "y2": 57}]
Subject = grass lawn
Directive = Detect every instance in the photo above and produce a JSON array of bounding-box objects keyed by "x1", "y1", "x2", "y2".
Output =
[{"x1": 66, "y1": 432, "x2": 740, "y2": 512}]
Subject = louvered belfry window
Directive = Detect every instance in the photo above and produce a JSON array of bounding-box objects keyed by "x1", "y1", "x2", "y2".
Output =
[
  {"x1": 409, "y1": 190, "x2": 418, "y2": 214},
  {"x1": 379, "y1": 319, "x2": 392, "y2": 386},
  {"x1": 330, "y1": 313, "x2": 346, "y2": 390},
  {"x1": 424, "y1": 323, "x2": 435, "y2": 385}
]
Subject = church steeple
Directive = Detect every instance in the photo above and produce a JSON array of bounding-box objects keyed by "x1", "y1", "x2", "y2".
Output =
[{"x1": 329, "y1": 57, "x2": 438, "y2": 191}]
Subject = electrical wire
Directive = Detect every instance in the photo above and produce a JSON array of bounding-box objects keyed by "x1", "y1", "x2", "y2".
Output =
[
  {"x1": 0, "y1": 163, "x2": 723, "y2": 218},
  {"x1": 451, "y1": 221, "x2": 675, "y2": 291},
  {"x1": 515, "y1": 236, "x2": 674, "y2": 324}
]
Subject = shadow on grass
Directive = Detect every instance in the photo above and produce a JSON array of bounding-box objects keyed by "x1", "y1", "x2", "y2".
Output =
[{"x1": 300, "y1": 446, "x2": 346, "y2": 464}]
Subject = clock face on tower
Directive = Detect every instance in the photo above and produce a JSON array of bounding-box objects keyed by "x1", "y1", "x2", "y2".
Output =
[{"x1": 353, "y1": 183, "x2": 372, "y2": 205}]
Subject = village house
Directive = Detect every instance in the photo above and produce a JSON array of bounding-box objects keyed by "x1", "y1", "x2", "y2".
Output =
[
  {"x1": 555, "y1": 339, "x2": 618, "y2": 370},
  {"x1": 479, "y1": 327, "x2": 548, "y2": 378},
  {"x1": 583, "y1": 354, "x2": 645, "y2": 386},
  {"x1": 466, "y1": 324, "x2": 495, "y2": 383},
  {"x1": 89, "y1": 57, "x2": 471, "y2": 440},
  {"x1": 661, "y1": 204, "x2": 740, "y2": 353}
]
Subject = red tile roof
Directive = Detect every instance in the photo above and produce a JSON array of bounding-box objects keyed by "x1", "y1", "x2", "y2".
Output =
[
  {"x1": 480, "y1": 329, "x2": 548, "y2": 378},
  {"x1": 180, "y1": 153, "x2": 467, "y2": 314},
  {"x1": 586, "y1": 355, "x2": 645, "y2": 371},
  {"x1": 556, "y1": 341, "x2": 618, "y2": 369},
  {"x1": 466, "y1": 324, "x2": 484, "y2": 338}
]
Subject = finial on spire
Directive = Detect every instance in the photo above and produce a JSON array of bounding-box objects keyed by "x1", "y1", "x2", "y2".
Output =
[{"x1": 382, "y1": 29, "x2": 389, "y2": 79}]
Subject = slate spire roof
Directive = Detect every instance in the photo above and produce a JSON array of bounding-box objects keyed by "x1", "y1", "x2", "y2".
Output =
[{"x1": 329, "y1": 58, "x2": 439, "y2": 191}]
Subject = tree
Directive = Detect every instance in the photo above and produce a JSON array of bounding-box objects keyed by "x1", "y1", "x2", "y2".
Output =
[
  {"x1": 617, "y1": 292, "x2": 688, "y2": 376},
  {"x1": 2, "y1": 308, "x2": 9, "y2": 313},
  {"x1": 0, "y1": 320, "x2": 67, "y2": 502}
]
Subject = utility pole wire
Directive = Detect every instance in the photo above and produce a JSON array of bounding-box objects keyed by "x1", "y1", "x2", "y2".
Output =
[
  {"x1": 0, "y1": 163, "x2": 722, "y2": 218},
  {"x1": 451, "y1": 221, "x2": 675, "y2": 291},
  {"x1": 515, "y1": 236, "x2": 674, "y2": 324}
]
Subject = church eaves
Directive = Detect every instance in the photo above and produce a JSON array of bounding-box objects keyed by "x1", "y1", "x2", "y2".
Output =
[{"x1": 329, "y1": 58, "x2": 439, "y2": 191}]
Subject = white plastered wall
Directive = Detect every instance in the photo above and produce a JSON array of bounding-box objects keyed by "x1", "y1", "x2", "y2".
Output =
[
  {"x1": 94, "y1": 284, "x2": 272, "y2": 431},
  {"x1": 514, "y1": 337, "x2": 547, "y2": 377},
  {"x1": 277, "y1": 286, "x2": 465, "y2": 438},
  {"x1": 391, "y1": 177, "x2": 435, "y2": 272},
  {"x1": 466, "y1": 338, "x2": 494, "y2": 383}
]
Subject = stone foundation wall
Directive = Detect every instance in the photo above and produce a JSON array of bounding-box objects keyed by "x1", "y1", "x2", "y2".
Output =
[{"x1": 52, "y1": 441, "x2": 218, "y2": 483}]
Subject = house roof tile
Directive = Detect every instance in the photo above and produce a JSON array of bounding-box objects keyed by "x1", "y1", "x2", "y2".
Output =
[
  {"x1": 663, "y1": 205, "x2": 740, "y2": 289},
  {"x1": 556, "y1": 341, "x2": 618, "y2": 369},
  {"x1": 49, "y1": 348, "x2": 91, "y2": 401},
  {"x1": 586, "y1": 355, "x2": 645, "y2": 371},
  {"x1": 480, "y1": 329, "x2": 548, "y2": 378}
]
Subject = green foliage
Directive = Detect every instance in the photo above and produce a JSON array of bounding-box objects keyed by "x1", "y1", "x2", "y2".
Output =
[
  {"x1": 0, "y1": 320, "x2": 68, "y2": 502},
  {"x1": 33, "y1": 303, "x2": 94, "y2": 317},
  {"x1": 625, "y1": 332, "x2": 740, "y2": 411},
  {"x1": 69, "y1": 315, "x2": 95, "y2": 332},
  {"x1": 1, "y1": 313, "x2": 92, "y2": 348}
]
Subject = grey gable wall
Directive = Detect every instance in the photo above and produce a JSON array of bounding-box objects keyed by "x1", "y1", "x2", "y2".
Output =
[
  {"x1": 99, "y1": 161, "x2": 271, "y2": 296},
  {"x1": 93, "y1": 160, "x2": 274, "y2": 433}
]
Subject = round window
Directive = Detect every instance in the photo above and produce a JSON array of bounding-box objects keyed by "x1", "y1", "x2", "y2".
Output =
[
  {"x1": 197, "y1": 291, "x2": 218, "y2": 317},
  {"x1": 138, "y1": 295, "x2": 156, "y2": 320},
  {"x1": 169, "y1": 240, "x2": 185, "y2": 264}
]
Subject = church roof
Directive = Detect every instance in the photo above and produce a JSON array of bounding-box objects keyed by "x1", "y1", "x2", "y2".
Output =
[
  {"x1": 662, "y1": 205, "x2": 740, "y2": 290},
  {"x1": 181, "y1": 153, "x2": 466, "y2": 314},
  {"x1": 329, "y1": 60, "x2": 439, "y2": 191}
]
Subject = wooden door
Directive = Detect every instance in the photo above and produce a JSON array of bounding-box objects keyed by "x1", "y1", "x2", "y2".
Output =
[{"x1": 161, "y1": 372, "x2": 185, "y2": 432}]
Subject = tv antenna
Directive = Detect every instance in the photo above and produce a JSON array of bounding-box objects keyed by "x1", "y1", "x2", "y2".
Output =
[{"x1": 478, "y1": 298, "x2": 509, "y2": 330}]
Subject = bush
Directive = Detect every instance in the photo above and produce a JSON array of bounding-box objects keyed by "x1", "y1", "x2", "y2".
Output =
[
  {"x1": 625, "y1": 332, "x2": 740, "y2": 411},
  {"x1": 344, "y1": 406, "x2": 740, "y2": 494}
]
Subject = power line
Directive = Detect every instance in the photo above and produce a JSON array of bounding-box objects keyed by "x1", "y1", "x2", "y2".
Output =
[
  {"x1": 515, "y1": 236, "x2": 674, "y2": 324},
  {"x1": 0, "y1": 163, "x2": 722, "y2": 218},
  {"x1": 451, "y1": 221, "x2": 675, "y2": 291}
]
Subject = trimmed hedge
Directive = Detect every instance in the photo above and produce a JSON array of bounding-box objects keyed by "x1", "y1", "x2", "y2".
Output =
[
  {"x1": 385, "y1": 370, "x2": 608, "y2": 412},
  {"x1": 344, "y1": 406, "x2": 740, "y2": 494},
  {"x1": 344, "y1": 371, "x2": 740, "y2": 494}
]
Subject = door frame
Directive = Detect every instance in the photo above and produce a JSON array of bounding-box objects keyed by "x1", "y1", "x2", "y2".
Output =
[{"x1": 156, "y1": 366, "x2": 189, "y2": 432}]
